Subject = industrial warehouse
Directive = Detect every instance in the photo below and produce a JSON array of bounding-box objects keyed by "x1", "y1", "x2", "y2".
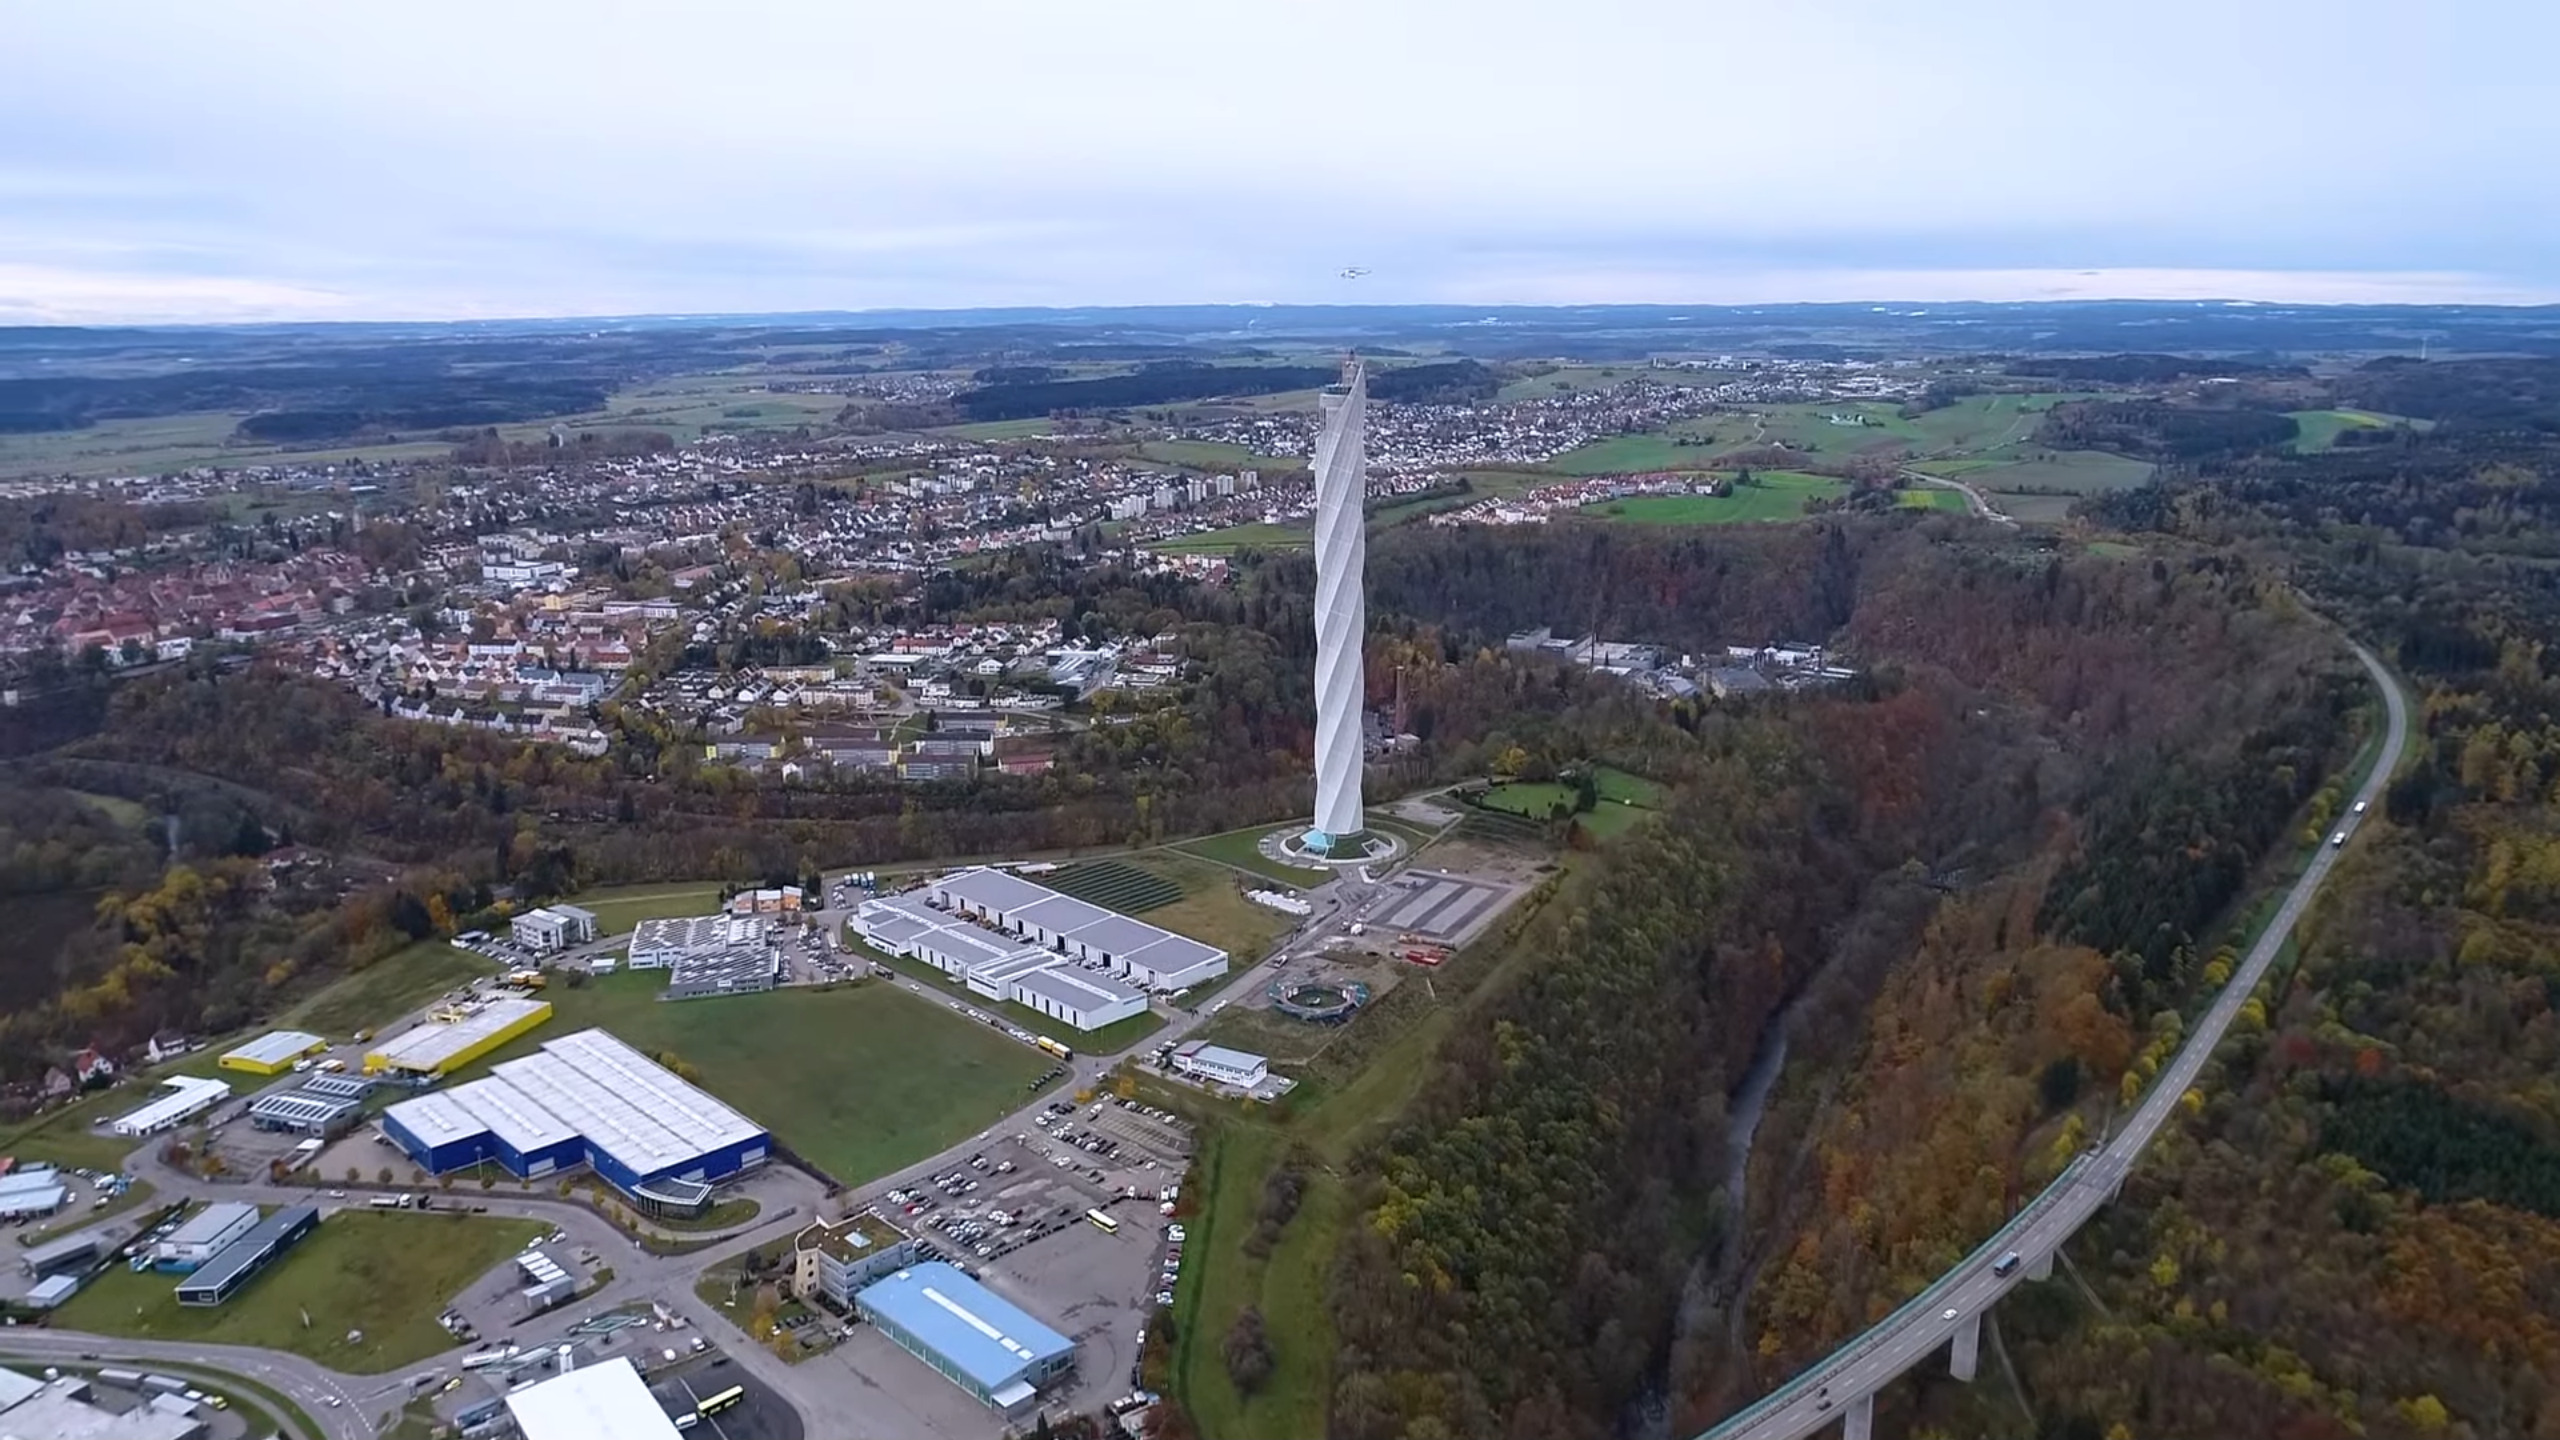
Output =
[
  {"x1": 929, "y1": 867, "x2": 1230, "y2": 991},
  {"x1": 854, "y1": 892, "x2": 1152, "y2": 1031},
  {"x1": 247, "y1": 1071, "x2": 373, "y2": 1136},
  {"x1": 176, "y1": 1203, "x2": 319, "y2": 1306},
  {"x1": 627, "y1": 913, "x2": 781, "y2": 1000},
  {"x1": 382, "y1": 1028, "x2": 769, "y2": 1214},
  {"x1": 363, "y1": 994, "x2": 553, "y2": 1076},
  {"x1": 853, "y1": 1261, "x2": 1077, "y2": 1417},
  {"x1": 109, "y1": 1074, "x2": 230, "y2": 1137},
  {"x1": 217, "y1": 1029, "x2": 327, "y2": 1075}
]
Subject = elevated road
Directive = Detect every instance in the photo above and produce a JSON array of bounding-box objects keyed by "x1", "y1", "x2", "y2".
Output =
[{"x1": 1706, "y1": 640, "x2": 2408, "y2": 1440}]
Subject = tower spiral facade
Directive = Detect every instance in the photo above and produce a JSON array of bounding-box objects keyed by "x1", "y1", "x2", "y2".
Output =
[{"x1": 1305, "y1": 361, "x2": 1368, "y2": 851}]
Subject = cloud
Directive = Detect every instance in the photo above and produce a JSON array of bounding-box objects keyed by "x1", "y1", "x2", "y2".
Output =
[{"x1": 3, "y1": 0, "x2": 2554, "y2": 321}]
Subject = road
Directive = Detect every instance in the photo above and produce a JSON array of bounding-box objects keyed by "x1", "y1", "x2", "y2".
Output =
[
  {"x1": 0, "y1": 1332, "x2": 373, "y2": 1440},
  {"x1": 33, "y1": 856, "x2": 1380, "y2": 1438},
  {"x1": 1707, "y1": 640, "x2": 2407, "y2": 1440},
  {"x1": 1903, "y1": 468, "x2": 2013, "y2": 526}
]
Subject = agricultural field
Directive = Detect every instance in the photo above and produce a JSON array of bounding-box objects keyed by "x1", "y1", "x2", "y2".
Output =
[
  {"x1": 443, "y1": 969, "x2": 1051, "y2": 1184},
  {"x1": 53, "y1": 1210, "x2": 545, "y2": 1373},
  {"x1": 1899, "y1": 486, "x2": 1971, "y2": 511},
  {"x1": 1543, "y1": 431, "x2": 1726, "y2": 475},
  {"x1": 1147, "y1": 521, "x2": 1310, "y2": 554},
  {"x1": 1913, "y1": 449, "x2": 2155, "y2": 497},
  {"x1": 282, "y1": 939, "x2": 495, "y2": 1038},
  {"x1": 1579, "y1": 471, "x2": 1846, "y2": 525},
  {"x1": 931, "y1": 417, "x2": 1055, "y2": 441},
  {"x1": 0, "y1": 411, "x2": 455, "y2": 481},
  {"x1": 2286, "y1": 408, "x2": 2429, "y2": 452},
  {"x1": 1046, "y1": 859, "x2": 1184, "y2": 914}
]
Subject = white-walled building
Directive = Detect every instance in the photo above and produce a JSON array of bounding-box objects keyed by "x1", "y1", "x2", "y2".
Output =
[
  {"x1": 511, "y1": 905, "x2": 598, "y2": 953},
  {"x1": 1170, "y1": 1042, "x2": 1269, "y2": 1090},
  {"x1": 927, "y1": 868, "x2": 1228, "y2": 992},
  {"x1": 854, "y1": 892, "x2": 1151, "y2": 1030}
]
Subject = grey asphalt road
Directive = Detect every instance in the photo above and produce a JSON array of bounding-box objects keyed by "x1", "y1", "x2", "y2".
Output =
[
  {"x1": 1, "y1": 1333, "x2": 371, "y2": 1440},
  {"x1": 1708, "y1": 641, "x2": 2408, "y2": 1440}
]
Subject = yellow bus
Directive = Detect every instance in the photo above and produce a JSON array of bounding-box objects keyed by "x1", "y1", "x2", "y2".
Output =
[
  {"x1": 1086, "y1": 1209, "x2": 1119, "y2": 1235},
  {"x1": 1036, "y1": 1037, "x2": 1072, "y2": 1061},
  {"x1": 698, "y1": 1385, "x2": 744, "y2": 1417}
]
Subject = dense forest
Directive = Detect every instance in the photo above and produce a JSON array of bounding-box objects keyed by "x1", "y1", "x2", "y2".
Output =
[{"x1": 952, "y1": 363, "x2": 1338, "y2": 420}]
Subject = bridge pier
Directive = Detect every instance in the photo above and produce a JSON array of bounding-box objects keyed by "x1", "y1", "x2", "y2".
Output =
[
  {"x1": 2028, "y1": 1247, "x2": 2053, "y2": 1282},
  {"x1": 1949, "y1": 1310, "x2": 1982, "y2": 1382},
  {"x1": 1841, "y1": 1391, "x2": 1874, "y2": 1440}
]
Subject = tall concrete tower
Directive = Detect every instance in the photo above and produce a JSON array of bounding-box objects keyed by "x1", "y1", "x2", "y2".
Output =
[{"x1": 1305, "y1": 360, "x2": 1368, "y2": 852}]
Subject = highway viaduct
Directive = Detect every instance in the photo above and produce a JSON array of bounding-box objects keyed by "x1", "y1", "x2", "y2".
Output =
[{"x1": 1702, "y1": 640, "x2": 2408, "y2": 1440}]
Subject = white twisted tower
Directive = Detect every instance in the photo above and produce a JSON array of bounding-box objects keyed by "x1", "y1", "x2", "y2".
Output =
[{"x1": 1305, "y1": 359, "x2": 1368, "y2": 852}]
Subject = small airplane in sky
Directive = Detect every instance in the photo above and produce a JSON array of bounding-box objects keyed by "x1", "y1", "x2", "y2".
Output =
[{"x1": 1339, "y1": 266, "x2": 1369, "y2": 280}]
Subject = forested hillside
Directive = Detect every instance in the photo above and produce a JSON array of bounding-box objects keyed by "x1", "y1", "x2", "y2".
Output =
[
  {"x1": 1706, "y1": 358, "x2": 2560, "y2": 1440},
  {"x1": 1258, "y1": 520, "x2": 2352, "y2": 1440}
]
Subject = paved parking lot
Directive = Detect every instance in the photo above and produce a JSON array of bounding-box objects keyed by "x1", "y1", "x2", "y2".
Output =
[{"x1": 1367, "y1": 867, "x2": 1515, "y2": 946}]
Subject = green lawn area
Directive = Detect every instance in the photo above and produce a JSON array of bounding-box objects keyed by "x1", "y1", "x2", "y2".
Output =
[
  {"x1": 282, "y1": 940, "x2": 495, "y2": 1039},
  {"x1": 932, "y1": 417, "x2": 1056, "y2": 441},
  {"x1": 1171, "y1": 827, "x2": 1330, "y2": 889},
  {"x1": 1592, "y1": 766, "x2": 1663, "y2": 806},
  {"x1": 445, "y1": 969, "x2": 1053, "y2": 1185},
  {"x1": 569, "y1": 881, "x2": 730, "y2": 937},
  {"x1": 1578, "y1": 472, "x2": 1846, "y2": 525},
  {"x1": 1147, "y1": 521, "x2": 1310, "y2": 554},
  {"x1": 1477, "y1": 781, "x2": 1577, "y2": 821},
  {"x1": 1125, "y1": 853, "x2": 1290, "y2": 962},
  {"x1": 53, "y1": 1210, "x2": 544, "y2": 1373},
  {"x1": 1173, "y1": 1123, "x2": 1340, "y2": 1440},
  {"x1": 1899, "y1": 486, "x2": 1971, "y2": 511}
]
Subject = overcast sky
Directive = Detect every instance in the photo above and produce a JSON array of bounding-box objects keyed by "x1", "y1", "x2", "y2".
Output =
[{"x1": 4, "y1": 0, "x2": 2552, "y2": 323}]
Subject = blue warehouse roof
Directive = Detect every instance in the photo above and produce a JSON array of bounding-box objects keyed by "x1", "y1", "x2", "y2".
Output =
[{"x1": 856, "y1": 1262, "x2": 1073, "y2": 1390}]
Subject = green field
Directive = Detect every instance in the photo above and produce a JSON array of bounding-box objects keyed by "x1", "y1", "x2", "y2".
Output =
[
  {"x1": 1147, "y1": 522, "x2": 1311, "y2": 554},
  {"x1": 1172, "y1": 828, "x2": 1331, "y2": 889},
  {"x1": 1124, "y1": 853, "x2": 1290, "y2": 963},
  {"x1": 282, "y1": 940, "x2": 494, "y2": 1038},
  {"x1": 1592, "y1": 766, "x2": 1665, "y2": 807},
  {"x1": 569, "y1": 882, "x2": 728, "y2": 937},
  {"x1": 53, "y1": 1211, "x2": 544, "y2": 1373},
  {"x1": 931, "y1": 417, "x2": 1056, "y2": 441},
  {"x1": 1544, "y1": 432, "x2": 1729, "y2": 475},
  {"x1": 0, "y1": 410, "x2": 457, "y2": 481},
  {"x1": 1579, "y1": 472, "x2": 1846, "y2": 525},
  {"x1": 1477, "y1": 781, "x2": 1577, "y2": 821},
  {"x1": 1899, "y1": 486, "x2": 1971, "y2": 511},
  {"x1": 1913, "y1": 449, "x2": 2155, "y2": 497},
  {"x1": 445, "y1": 969, "x2": 1052, "y2": 1185},
  {"x1": 2285, "y1": 408, "x2": 2427, "y2": 452},
  {"x1": 1046, "y1": 860, "x2": 1184, "y2": 913}
]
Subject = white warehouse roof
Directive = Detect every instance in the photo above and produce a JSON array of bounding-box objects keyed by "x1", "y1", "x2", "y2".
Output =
[
  {"x1": 505, "y1": 1357, "x2": 681, "y2": 1440},
  {"x1": 369, "y1": 996, "x2": 549, "y2": 1072},
  {"x1": 221, "y1": 1030, "x2": 326, "y2": 1068},
  {"x1": 109, "y1": 1074, "x2": 231, "y2": 1136},
  {"x1": 493, "y1": 1029, "x2": 764, "y2": 1178}
]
